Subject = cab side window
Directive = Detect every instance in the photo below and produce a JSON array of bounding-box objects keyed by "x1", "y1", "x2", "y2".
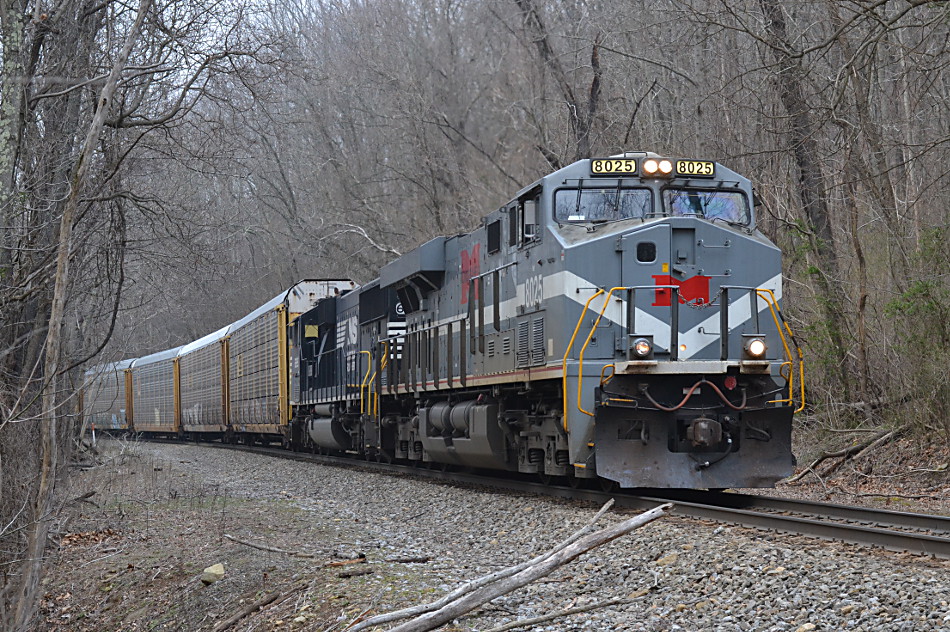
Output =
[
  {"x1": 509, "y1": 195, "x2": 541, "y2": 248},
  {"x1": 522, "y1": 198, "x2": 538, "y2": 242}
]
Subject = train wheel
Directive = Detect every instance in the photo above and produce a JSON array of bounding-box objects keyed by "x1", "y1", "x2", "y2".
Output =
[
  {"x1": 537, "y1": 473, "x2": 553, "y2": 486},
  {"x1": 599, "y1": 477, "x2": 619, "y2": 492}
]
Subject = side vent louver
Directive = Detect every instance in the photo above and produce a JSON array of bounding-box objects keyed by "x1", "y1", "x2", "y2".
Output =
[
  {"x1": 516, "y1": 316, "x2": 546, "y2": 368},
  {"x1": 516, "y1": 321, "x2": 530, "y2": 368},
  {"x1": 531, "y1": 317, "x2": 545, "y2": 366}
]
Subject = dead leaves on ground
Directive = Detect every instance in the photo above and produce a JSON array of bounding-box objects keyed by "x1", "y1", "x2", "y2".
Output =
[{"x1": 60, "y1": 529, "x2": 119, "y2": 547}]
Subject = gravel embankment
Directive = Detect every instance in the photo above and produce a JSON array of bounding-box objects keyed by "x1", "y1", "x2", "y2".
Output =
[{"x1": 129, "y1": 441, "x2": 950, "y2": 632}]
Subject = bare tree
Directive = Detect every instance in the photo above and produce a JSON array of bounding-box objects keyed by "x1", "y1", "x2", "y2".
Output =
[
  {"x1": 0, "y1": 0, "x2": 279, "y2": 626},
  {"x1": 10, "y1": 4, "x2": 151, "y2": 627}
]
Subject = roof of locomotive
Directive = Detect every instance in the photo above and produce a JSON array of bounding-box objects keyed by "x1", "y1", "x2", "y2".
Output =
[{"x1": 538, "y1": 152, "x2": 750, "y2": 190}]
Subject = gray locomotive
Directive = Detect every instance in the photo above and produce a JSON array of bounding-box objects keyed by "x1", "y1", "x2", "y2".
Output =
[{"x1": 289, "y1": 152, "x2": 804, "y2": 489}]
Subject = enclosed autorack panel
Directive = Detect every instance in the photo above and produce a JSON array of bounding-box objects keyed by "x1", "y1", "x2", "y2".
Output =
[
  {"x1": 130, "y1": 347, "x2": 182, "y2": 434},
  {"x1": 83, "y1": 360, "x2": 133, "y2": 431},
  {"x1": 178, "y1": 325, "x2": 230, "y2": 435}
]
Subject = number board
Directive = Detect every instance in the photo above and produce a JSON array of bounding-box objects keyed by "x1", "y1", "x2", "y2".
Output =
[
  {"x1": 590, "y1": 158, "x2": 637, "y2": 176},
  {"x1": 675, "y1": 160, "x2": 715, "y2": 177}
]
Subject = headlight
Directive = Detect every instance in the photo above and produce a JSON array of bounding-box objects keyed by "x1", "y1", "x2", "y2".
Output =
[
  {"x1": 642, "y1": 158, "x2": 673, "y2": 177},
  {"x1": 632, "y1": 337, "x2": 652, "y2": 358},
  {"x1": 745, "y1": 337, "x2": 767, "y2": 358}
]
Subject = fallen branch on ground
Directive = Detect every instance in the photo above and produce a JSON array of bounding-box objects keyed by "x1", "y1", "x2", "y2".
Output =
[
  {"x1": 212, "y1": 592, "x2": 282, "y2": 632},
  {"x1": 385, "y1": 556, "x2": 430, "y2": 564},
  {"x1": 787, "y1": 427, "x2": 904, "y2": 484},
  {"x1": 212, "y1": 581, "x2": 306, "y2": 632},
  {"x1": 326, "y1": 556, "x2": 367, "y2": 567},
  {"x1": 351, "y1": 501, "x2": 673, "y2": 632},
  {"x1": 849, "y1": 428, "x2": 905, "y2": 465},
  {"x1": 339, "y1": 568, "x2": 374, "y2": 578},
  {"x1": 226, "y1": 534, "x2": 428, "y2": 571},
  {"x1": 69, "y1": 491, "x2": 98, "y2": 505},
  {"x1": 481, "y1": 592, "x2": 653, "y2": 632},
  {"x1": 223, "y1": 533, "x2": 318, "y2": 558},
  {"x1": 346, "y1": 499, "x2": 620, "y2": 632}
]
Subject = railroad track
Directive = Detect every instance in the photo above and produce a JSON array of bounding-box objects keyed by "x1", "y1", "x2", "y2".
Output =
[{"x1": 162, "y1": 439, "x2": 950, "y2": 560}]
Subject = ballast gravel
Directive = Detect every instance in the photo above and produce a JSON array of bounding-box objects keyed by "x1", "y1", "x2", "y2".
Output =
[{"x1": 133, "y1": 442, "x2": 950, "y2": 631}]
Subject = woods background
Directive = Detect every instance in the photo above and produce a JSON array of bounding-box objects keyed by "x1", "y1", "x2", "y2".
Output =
[{"x1": 1, "y1": 0, "x2": 949, "y2": 628}]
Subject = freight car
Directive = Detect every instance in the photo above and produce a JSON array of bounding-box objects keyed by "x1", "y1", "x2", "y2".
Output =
[
  {"x1": 87, "y1": 280, "x2": 351, "y2": 441},
  {"x1": 82, "y1": 359, "x2": 134, "y2": 431},
  {"x1": 86, "y1": 152, "x2": 804, "y2": 489}
]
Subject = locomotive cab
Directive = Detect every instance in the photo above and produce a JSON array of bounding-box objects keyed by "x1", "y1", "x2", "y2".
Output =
[{"x1": 540, "y1": 153, "x2": 801, "y2": 488}]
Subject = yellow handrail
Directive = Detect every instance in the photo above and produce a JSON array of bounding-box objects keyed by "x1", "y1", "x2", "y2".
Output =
[
  {"x1": 576, "y1": 286, "x2": 805, "y2": 423},
  {"x1": 374, "y1": 341, "x2": 390, "y2": 416},
  {"x1": 755, "y1": 289, "x2": 806, "y2": 413},
  {"x1": 359, "y1": 350, "x2": 372, "y2": 414},
  {"x1": 564, "y1": 286, "x2": 805, "y2": 429},
  {"x1": 364, "y1": 341, "x2": 392, "y2": 417},
  {"x1": 561, "y1": 289, "x2": 604, "y2": 431},
  {"x1": 576, "y1": 288, "x2": 624, "y2": 417},
  {"x1": 599, "y1": 363, "x2": 615, "y2": 387}
]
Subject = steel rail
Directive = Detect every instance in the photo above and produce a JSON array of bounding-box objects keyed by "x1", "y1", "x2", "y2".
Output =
[
  {"x1": 623, "y1": 494, "x2": 950, "y2": 559},
  {"x1": 694, "y1": 490, "x2": 950, "y2": 533},
  {"x1": 153, "y1": 440, "x2": 950, "y2": 559}
]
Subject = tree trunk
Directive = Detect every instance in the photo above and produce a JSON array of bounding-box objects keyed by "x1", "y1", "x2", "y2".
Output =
[
  {"x1": 846, "y1": 170, "x2": 872, "y2": 402},
  {"x1": 758, "y1": 0, "x2": 851, "y2": 392},
  {"x1": 9, "y1": 2, "x2": 151, "y2": 628},
  {"x1": 512, "y1": 0, "x2": 602, "y2": 162},
  {"x1": 0, "y1": 3, "x2": 26, "y2": 269},
  {"x1": 827, "y1": 3, "x2": 909, "y2": 284}
]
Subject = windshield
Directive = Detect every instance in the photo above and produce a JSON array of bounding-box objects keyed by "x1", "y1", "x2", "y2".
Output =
[
  {"x1": 663, "y1": 189, "x2": 750, "y2": 225},
  {"x1": 555, "y1": 188, "x2": 652, "y2": 223}
]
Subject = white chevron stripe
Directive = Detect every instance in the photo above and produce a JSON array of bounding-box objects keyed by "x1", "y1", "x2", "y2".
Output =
[{"x1": 408, "y1": 269, "x2": 783, "y2": 360}]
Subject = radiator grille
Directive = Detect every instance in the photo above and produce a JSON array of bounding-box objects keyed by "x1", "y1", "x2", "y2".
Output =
[
  {"x1": 531, "y1": 317, "x2": 545, "y2": 366},
  {"x1": 516, "y1": 321, "x2": 530, "y2": 368}
]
